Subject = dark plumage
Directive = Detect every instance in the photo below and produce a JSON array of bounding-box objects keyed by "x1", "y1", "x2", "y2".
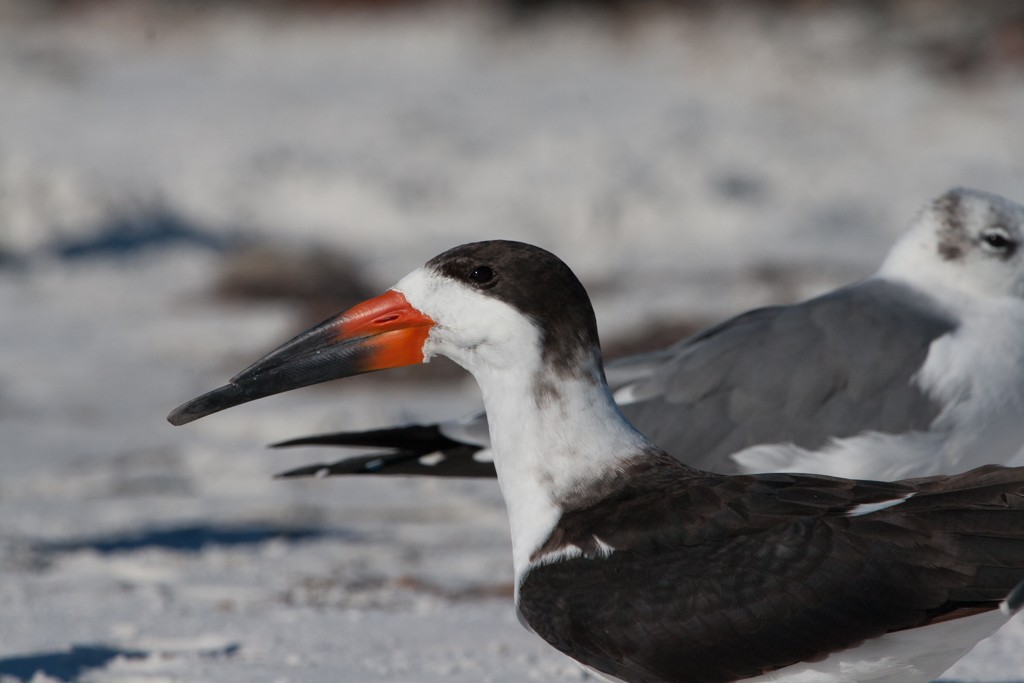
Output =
[
  {"x1": 273, "y1": 425, "x2": 490, "y2": 478},
  {"x1": 519, "y1": 460, "x2": 1024, "y2": 683}
]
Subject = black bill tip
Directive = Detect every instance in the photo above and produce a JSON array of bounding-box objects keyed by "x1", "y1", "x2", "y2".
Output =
[
  {"x1": 166, "y1": 330, "x2": 377, "y2": 426},
  {"x1": 167, "y1": 384, "x2": 250, "y2": 426}
]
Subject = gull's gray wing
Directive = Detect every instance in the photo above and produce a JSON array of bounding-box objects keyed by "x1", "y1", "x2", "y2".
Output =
[{"x1": 618, "y1": 277, "x2": 957, "y2": 473}]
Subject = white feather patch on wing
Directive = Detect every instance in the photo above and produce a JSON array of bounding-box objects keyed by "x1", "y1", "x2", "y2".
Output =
[{"x1": 845, "y1": 493, "x2": 915, "y2": 517}]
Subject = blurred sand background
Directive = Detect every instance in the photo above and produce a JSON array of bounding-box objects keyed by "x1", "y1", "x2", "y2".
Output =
[{"x1": 2, "y1": 1, "x2": 1024, "y2": 680}]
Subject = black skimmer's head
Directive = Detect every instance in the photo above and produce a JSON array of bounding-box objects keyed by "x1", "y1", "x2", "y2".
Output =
[
  {"x1": 168, "y1": 240, "x2": 606, "y2": 426},
  {"x1": 170, "y1": 238, "x2": 1024, "y2": 683}
]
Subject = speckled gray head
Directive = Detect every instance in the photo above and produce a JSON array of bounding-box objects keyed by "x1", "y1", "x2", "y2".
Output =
[
  {"x1": 879, "y1": 188, "x2": 1024, "y2": 299},
  {"x1": 932, "y1": 188, "x2": 1022, "y2": 262}
]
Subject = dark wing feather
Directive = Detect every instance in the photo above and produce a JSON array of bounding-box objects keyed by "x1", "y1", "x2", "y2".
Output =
[
  {"x1": 519, "y1": 462, "x2": 1024, "y2": 683},
  {"x1": 272, "y1": 424, "x2": 495, "y2": 478},
  {"x1": 272, "y1": 424, "x2": 462, "y2": 451}
]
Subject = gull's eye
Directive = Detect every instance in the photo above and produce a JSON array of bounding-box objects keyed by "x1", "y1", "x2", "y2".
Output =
[
  {"x1": 469, "y1": 265, "x2": 495, "y2": 285},
  {"x1": 980, "y1": 227, "x2": 1017, "y2": 255}
]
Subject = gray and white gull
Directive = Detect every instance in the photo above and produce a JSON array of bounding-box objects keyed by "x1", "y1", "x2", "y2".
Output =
[
  {"x1": 168, "y1": 229, "x2": 1024, "y2": 683},
  {"x1": 271, "y1": 187, "x2": 1024, "y2": 481}
]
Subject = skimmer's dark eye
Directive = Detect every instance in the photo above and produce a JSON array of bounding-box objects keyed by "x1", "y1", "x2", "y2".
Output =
[
  {"x1": 469, "y1": 265, "x2": 495, "y2": 285},
  {"x1": 981, "y1": 227, "x2": 1016, "y2": 254}
]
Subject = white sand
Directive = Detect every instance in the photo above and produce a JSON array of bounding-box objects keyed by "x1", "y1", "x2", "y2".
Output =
[{"x1": 2, "y1": 4, "x2": 1023, "y2": 681}]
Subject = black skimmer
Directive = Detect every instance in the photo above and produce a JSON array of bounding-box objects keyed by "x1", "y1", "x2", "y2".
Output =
[
  {"x1": 269, "y1": 187, "x2": 1024, "y2": 482},
  {"x1": 169, "y1": 237, "x2": 1024, "y2": 682}
]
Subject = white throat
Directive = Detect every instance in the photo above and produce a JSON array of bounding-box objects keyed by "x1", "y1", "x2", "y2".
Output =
[{"x1": 480, "y1": 359, "x2": 650, "y2": 583}]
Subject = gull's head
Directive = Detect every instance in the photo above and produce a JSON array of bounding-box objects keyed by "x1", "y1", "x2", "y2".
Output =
[
  {"x1": 880, "y1": 188, "x2": 1024, "y2": 299},
  {"x1": 168, "y1": 240, "x2": 602, "y2": 426}
]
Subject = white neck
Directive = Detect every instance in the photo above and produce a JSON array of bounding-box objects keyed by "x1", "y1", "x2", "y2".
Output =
[
  {"x1": 473, "y1": 358, "x2": 652, "y2": 583},
  {"x1": 875, "y1": 242, "x2": 976, "y2": 304}
]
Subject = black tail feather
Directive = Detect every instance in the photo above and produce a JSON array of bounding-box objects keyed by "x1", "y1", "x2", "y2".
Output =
[
  {"x1": 271, "y1": 424, "x2": 463, "y2": 451},
  {"x1": 270, "y1": 422, "x2": 497, "y2": 478},
  {"x1": 273, "y1": 445, "x2": 497, "y2": 479}
]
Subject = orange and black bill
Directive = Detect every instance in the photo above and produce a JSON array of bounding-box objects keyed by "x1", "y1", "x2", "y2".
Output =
[{"x1": 167, "y1": 290, "x2": 434, "y2": 426}]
